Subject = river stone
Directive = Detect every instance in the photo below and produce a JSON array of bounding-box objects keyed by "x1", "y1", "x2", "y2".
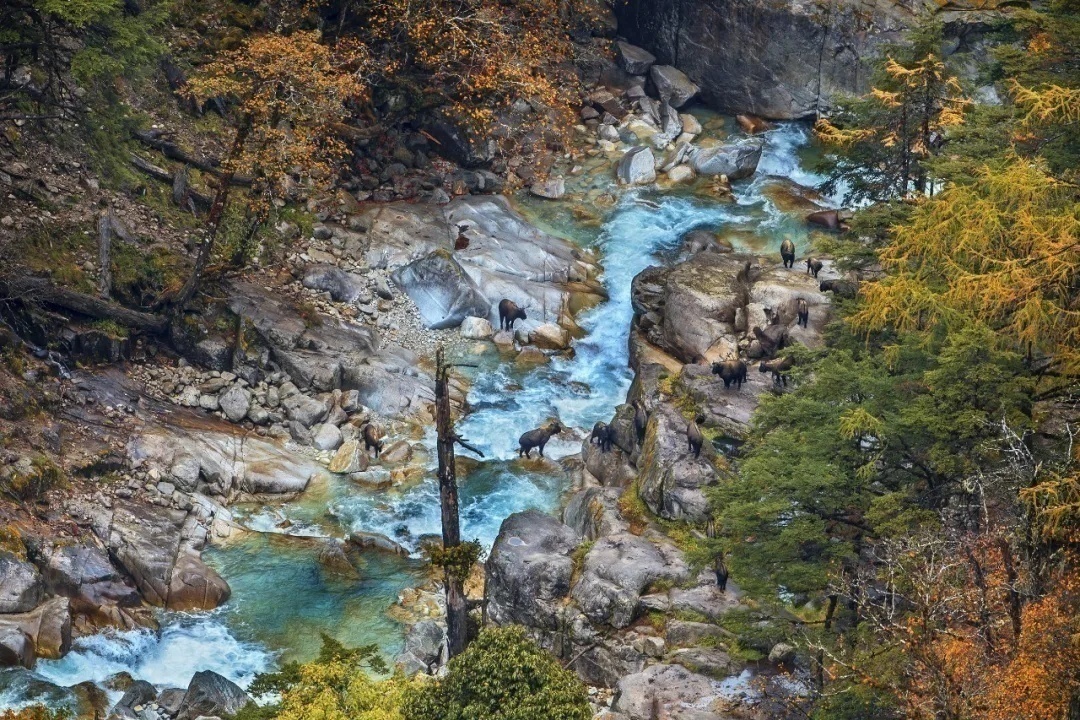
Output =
[
  {"x1": 112, "y1": 680, "x2": 157, "y2": 718},
  {"x1": 460, "y1": 316, "x2": 494, "y2": 340},
  {"x1": 617, "y1": 147, "x2": 656, "y2": 185},
  {"x1": 282, "y1": 393, "x2": 329, "y2": 428},
  {"x1": 616, "y1": 41, "x2": 656, "y2": 75},
  {"x1": 680, "y1": 113, "x2": 703, "y2": 136},
  {"x1": 301, "y1": 264, "x2": 365, "y2": 303},
  {"x1": 0, "y1": 627, "x2": 33, "y2": 668},
  {"x1": 312, "y1": 423, "x2": 343, "y2": 452},
  {"x1": 167, "y1": 553, "x2": 231, "y2": 611},
  {"x1": 530, "y1": 323, "x2": 570, "y2": 350},
  {"x1": 247, "y1": 405, "x2": 270, "y2": 425},
  {"x1": 175, "y1": 670, "x2": 251, "y2": 720},
  {"x1": 649, "y1": 65, "x2": 700, "y2": 108},
  {"x1": 689, "y1": 139, "x2": 763, "y2": 179},
  {"x1": 530, "y1": 177, "x2": 565, "y2": 200},
  {"x1": 198, "y1": 394, "x2": 219, "y2": 412},
  {"x1": 380, "y1": 440, "x2": 412, "y2": 464},
  {"x1": 33, "y1": 541, "x2": 141, "y2": 623},
  {"x1": 486, "y1": 511, "x2": 579, "y2": 631},
  {"x1": 666, "y1": 165, "x2": 694, "y2": 183},
  {"x1": 0, "y1": 552, "x2": 43, "y2": 613},
  {"x1": 391, "y1": 249, "x2": 489, "y2": 329},
  {"x1": 218, "y1": 386, "x2": 251, "y2": 424},
  {"x1": 328, "y1": 441, "x2": 369, "y2": 474}
]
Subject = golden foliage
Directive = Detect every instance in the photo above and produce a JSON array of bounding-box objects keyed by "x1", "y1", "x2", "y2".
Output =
[
  {"x1": 270, "y1": 659, "x2": 412, "y2": 720},
  {"x1": 1012, "y1": 81, "x2": 1080, "y2": 127},
  {"x1": 851, "y1": 158, "x2": 1080, "y2": 374},
  {"x1": 189, "y1": 30, "x2": 368, "y2": 199}
]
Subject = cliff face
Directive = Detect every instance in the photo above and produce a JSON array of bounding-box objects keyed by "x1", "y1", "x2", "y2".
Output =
[{"x1": 614, "y1": 0, "x2": 916, "y2": 119}]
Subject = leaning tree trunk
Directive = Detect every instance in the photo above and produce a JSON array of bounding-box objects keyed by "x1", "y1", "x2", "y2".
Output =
[
  {"x1": 173, "y1": 117, "x2": 251, "y2": 310},
  {"x1": 436, "y1": 347, "x2": 468, "y2": 658}
]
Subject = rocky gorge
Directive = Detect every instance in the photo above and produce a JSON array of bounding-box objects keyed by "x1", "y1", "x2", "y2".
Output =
[{"x1": 0, "y1": 10, "x2": 889, "y2": 720}]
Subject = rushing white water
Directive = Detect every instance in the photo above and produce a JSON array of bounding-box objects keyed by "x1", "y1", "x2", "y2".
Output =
[{"x1": 0, "y1": 121, "x2": 828, "y2": 709}]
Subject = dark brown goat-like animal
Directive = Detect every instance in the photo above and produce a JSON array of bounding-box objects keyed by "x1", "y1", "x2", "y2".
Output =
[
  {"x1": 686, "y1": 415, "x2": 705, "y2": 458},
  {"x1": 806, "y1": 257, "x2": 824, "y2": 278},
  {"x1": 796, "y1": 297, "x2": 809, "y2": 329},
  {"x1": 820, "y1": 279, "x2": 858, "y2": 299},
  {"x1": 518, "y1": 420, "x2": 563, "y2": 458},
  {"x1": 759, "y1": 356, "x2": 795, "y2": 387},
  {"x1": 498, "y1": 299, "x2": 527, "y2": 331},
  {"x1": 780, "y1": 237, "x2": 796, "y2": 269},
  {"x1": 712, "y1": 359, "x2": 748, "y2": 390},
  {"x1": 633, "y1": 400, "x2": 648, "y2": 444},
  {"x1": 590, "y1": 421, "x2": 614, "y2": 453},
  {"x1": 714, "y1": 553, "x2": 729, "y2": 592},
  {"x1": 362, "y1": 423, "x2": 384, "y2": 458}
]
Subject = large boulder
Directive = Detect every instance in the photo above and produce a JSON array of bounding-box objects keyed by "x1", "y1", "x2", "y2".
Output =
[
  {"x1": 612, "y1": 663, "x2": 727, "y2": 719},
  {"x1": 0, "y1": 597, "x2": 72, "y2": 660},
  {"x1": 175, "y1": 670, "x2": 251, "y2": 720},
  {"x1": 167, "y1": 553, "x2": 231, "y2": 611},
  {"x1": 572, "y1": 533, "x2": 690, "y2": 628},
  {"x1": 615, "y1": 0, "x2": 918, "y2": 119},
  {"x1": 617, "y1": 147, "x2": 657, "y2": 185},
  {"x1": 689, "y1": 139, "x2": 763, "y2": 179},
  {"x1": 0, "y1": 552, "x2": 43, "y2": 613},
  {"x1": 282, "y1": 393, "x2": 330, "y2": 428},
  {"x1": 637, "y1": 404, "x2": 718, "y2": 522},
  {"x1": 616, "y1": 41, "x2": 656, "y2": 75},
  {"x1": 564, "y1": 487, "x2": 630, "y2": 540},
  {"x1": 486, "y1": 511, "x2": 580, "y2": 631},
  {"x1": 218, "y1": 385, "x2": 251, "y2": 424},
  {"x1": 649, "y1": 65, "x2": 700, "y2": 108},
  {"x1": 301, "y1": 265, "x2": 365, "y2": 303},
  {"x1": 391, "y1": 249, "x2": 490, "y2": 330},
  {"x1": 0, "y1": 626, "x2": 34, "y2": 668},
  {"x1": 32, "y1": 541, "x2": 141, "y2": 626}
]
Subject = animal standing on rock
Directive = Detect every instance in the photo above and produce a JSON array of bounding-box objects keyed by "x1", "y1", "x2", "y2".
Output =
[
  {"x1": 796, "y1": 297, "x2": 809, "y2": 328},
  {"x1": 820, "y1": 279, "x2": 858, "y2": 299},
  {"x1": 686, "y1": 415, "x2": 705, "y2": 458},
  {"x1": 498, "y1": 299, "x2": 527, "y2": 331},
  {"x1": 714, "y1": 553, "x2": 729, "y2": 593},
  {"x1": 518, "y1": 420, "x2": 563, "y2": 458},
  {"x1": 633, "y1": 400, "x2": 648, "y2": 444},
  {"x1": 712, "y1": 359, "x2": 748, "y2": 390},
  {"x1": 806, "y1": 258, "x2": 823, "y2": 278},
  {"x1": 362, "y1": 423, "x2": 384, "y2": 458},
  {"x1": 780, "y1": 237, "x2": 796, "y2": 269},
  {"x1": 759, "y1": 355, "x2": 794, "y2": 387},
  {"x1": 454, "y1": 224, "x2": 470, "y2": 251},
  {"x1": 590, "y1": 421, "x2": 614, "y2": 453}
]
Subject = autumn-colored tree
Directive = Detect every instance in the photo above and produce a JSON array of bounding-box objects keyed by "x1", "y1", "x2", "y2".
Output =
[
  {"x1": 355, "y1": 0, "x2": 580, "y2": 162},
  {"x1": 174, "y1": 30, "x2": 367, "y2": 307},
  {"x1": 815, "y1": 26, "x2": 969, "y2": 203},
  {"x1": 850, "y1": 158, "x2": 1080, "y2": 377}
]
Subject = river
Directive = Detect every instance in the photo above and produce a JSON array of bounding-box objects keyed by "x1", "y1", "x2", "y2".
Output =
[{"x1": 1, "y1": 117, "x2": 827, "y2": 709}]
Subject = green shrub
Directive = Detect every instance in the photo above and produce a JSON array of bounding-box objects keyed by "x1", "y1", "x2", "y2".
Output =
[{"x1": 402, "y1": 626, "x2": 591, "y2": 720}]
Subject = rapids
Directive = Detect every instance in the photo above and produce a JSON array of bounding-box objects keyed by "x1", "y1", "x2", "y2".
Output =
[{"x1": 1, "y1": 118, "x2": 831, "y2": 706}]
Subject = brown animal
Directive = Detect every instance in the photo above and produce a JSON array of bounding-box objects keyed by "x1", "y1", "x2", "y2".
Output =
[
  {"x1": 805, "y1": 258, "x2": 823, "y2": 278},
  {"x1": 780, "y1": 237, "x2": 796, "y2": 269},
  {"x1": 454, "y1": 224, "x2": 470, "y2": 251},
  {"x1": 633, "y1": 400, "x2": 648, "y2": 444},
  {"x1": 796, "y1": 297, "x2": 809, "y2": 328},
  {"x1": 714, "y1": 553, "x2": 729, "y2": 592},
  {"x1": 820, "y1": 279, "x2": 857, "y2": 299},
  {"x1": 498, "y1": 299, "x2": 527, "y2": 331},
  {"x1": 686, "y1": 414, "x2": 705, "y2": 458},
  {"x1": 807, "y1": 208, "x2": 843, "y2": 231},
  {"x1": 362, "y1": 423, "x2": 384, "y2": 458},
  {"x1": 759, "y1": 355, "x2": 795, "y2": 387},
  {"x1": 518, "y1": 420, "x2": 563, "y2": 458},
  {"x1": 590, "y1": 421, "x2": 614, "y2": 453},
  {"x1": 711, "y1": 359, "x2": 748, "y2": 390}
]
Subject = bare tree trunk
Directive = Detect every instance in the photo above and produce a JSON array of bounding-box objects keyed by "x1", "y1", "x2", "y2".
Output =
[
  {"x1": 174, "y1": 118, "x2": 251, "y2": 310},
  {"x1": 0, "y1": 276, "x2": 167, "y2": 334},
  {"x1": 97, "y1": 210, "x2": 112, "y2": 298},
  {"x1": 436, "y1": 346, "x2": 467, "y2": 658}
]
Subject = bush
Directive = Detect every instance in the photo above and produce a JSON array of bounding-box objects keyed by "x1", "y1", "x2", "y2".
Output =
[{"x1": 402, "y1": 626, "x2": 591, "y2": 720}]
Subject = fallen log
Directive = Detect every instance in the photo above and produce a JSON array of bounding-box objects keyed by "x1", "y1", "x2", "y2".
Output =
[
  {"x1": 0, "y1": 276, "x2": 169, "y2": 335},
  {"x1": 130, "y1": 154, "x2": 212, "y2": 212},
  {"x1": 132, "y1": 129, "x2": 252, "y2": 186}
]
